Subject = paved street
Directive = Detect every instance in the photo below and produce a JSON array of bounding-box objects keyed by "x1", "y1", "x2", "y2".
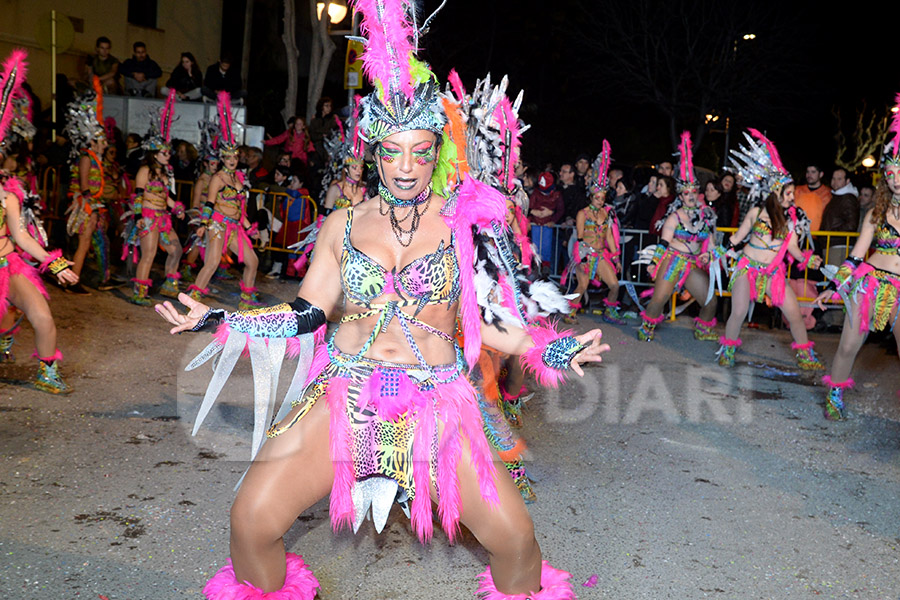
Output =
[{"x1": 2, "y1": 278, "x2": 899, "y2": 599}]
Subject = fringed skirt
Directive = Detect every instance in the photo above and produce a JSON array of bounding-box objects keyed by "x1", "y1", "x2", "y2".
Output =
[
  {"x1": 139, "y1": 207, "x2": 176, "y2": 247},
  {"x1": 850, "y1": 264, "x2": 900, "y2": 333},
  {"x1": 729, "y1": 254, "x2": 787, "y2": 307},
  {"x1": 209, "y1": 211, "x2": 253, "y2": 263},
  {"x1": 266, "y1": 343, "x2": 499, "y2": 543},
  {"x1": 0, "y1": 252, "x2": 50, "y2": 312},
  {"x1": 643, "y1": 248, "x2": 702, "y2": 298}
]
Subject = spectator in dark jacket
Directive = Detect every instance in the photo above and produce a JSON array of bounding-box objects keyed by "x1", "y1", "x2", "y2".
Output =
[
  {"x1": 202, "y1": 54, "x2": 246, "y2": 101},
  {"x1": 120, "y1": 42, "x2": 162, "y2": 97},
  {"x1": 529, "y1": 172, "x2": 564, "y2": 269},
  {"x1": 634, "y1": 174, "x2": 659, "y2": 231},
  {"x1": 820, "y1": 167, "x2": 860, "y2": 232},
  {"x1": 704, "y1": 178, "x2": 738, "y2": 228},
  {"x1": 612, "y1": 175, "x2": 638, "y2": 228},
  {"x1": 161, "y1": 52, "x2": 203, "y2": 100}
]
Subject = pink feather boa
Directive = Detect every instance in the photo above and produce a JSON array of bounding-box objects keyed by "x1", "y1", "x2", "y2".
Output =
[
  {"x1": 475, "y1": 560, "x2": 575, "y2": 599},
  {"x1": 822, "y1": 375, "x2": 854, "y2": 389},
  {"x1": 202, "y1": 552, "x2": 319, "y2": 600},
  {"x1": 1, "y1": 252, "x2": 49, "y2": 313},
  {"x1": 519, "y1": 320, "x2": 576, "y2": 388}
]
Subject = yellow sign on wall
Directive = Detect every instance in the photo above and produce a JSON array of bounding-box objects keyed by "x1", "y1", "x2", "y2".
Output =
[{"x1": 344, "y1": 38, "x2": 364, "y2": 90}]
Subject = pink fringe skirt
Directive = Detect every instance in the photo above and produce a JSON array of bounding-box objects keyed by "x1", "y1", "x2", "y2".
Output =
[
  {"x1": 850, "y1": 264, "x2": 900, "y2": 333},
  {"x1": 267, "y1": 343, "x2": 499, "y2": 544},
  {"x1": 729, "y1": 254, "x2": 787, "y2": 307},
  {"x1": 0, "y1": 252, "x2": 50, "y2": 313}
]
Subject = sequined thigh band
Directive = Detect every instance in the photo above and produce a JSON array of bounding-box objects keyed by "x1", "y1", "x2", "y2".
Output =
[
  {"x1": 851, "y1": 265, "x2": 900, "y2": 333},
  {"x1": 729, "y1": 254, "x2": 787, "y2": 307},
  {"x1": 0, "y1": 253, "x2": 50, "y2": 313},
  {"x1": 267, "y1": 344, "x2": 499, "y2": 543}
]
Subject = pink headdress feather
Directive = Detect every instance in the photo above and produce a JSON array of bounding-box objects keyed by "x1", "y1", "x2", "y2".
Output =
[
  {"x1": 161, "y1": 88, "x2": 177, "y2": 143},
  {"x1": 447, "y1": 69, "x2": 467, "y2": 103},
  {"x1": 679, "y1": 131, "x2": 694, "y2": 184},
  {"x1": 0, "y1": 49, "x2": 28, "y2": 144},
  {"x1": 888, "y1": 92, "x2": 900, "y2": 160},
  {"x1": 495, "y1": 96, "x2": 521, "y2": 190},
  {"x1": 748, "y1": 127, "x2": 787, "y2": 175},
  {"x1": 355, "y1": 0, "x2": 417, "y2": 103},
  {"x1": 216, "y1": 91, "x2": 235, "y2": 146}
]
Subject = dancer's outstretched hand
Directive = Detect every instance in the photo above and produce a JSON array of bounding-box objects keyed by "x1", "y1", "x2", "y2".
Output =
[
  {"x1": 155, "y1": 293, "x2": 211, "y2": 334},
  {"x1": 571, "y1": 328, "x2": 611, "y2": 377},
  {"x1": 814, "y1": 288, "x2": 834, "y2": 311},
  {"x1": 57, "y1": 261, "x2": 79, "y2": 285}
]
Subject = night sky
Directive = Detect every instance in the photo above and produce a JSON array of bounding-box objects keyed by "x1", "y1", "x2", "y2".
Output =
[{"x1": 245, "y1": 0, "x2": 897, "y2": 182}]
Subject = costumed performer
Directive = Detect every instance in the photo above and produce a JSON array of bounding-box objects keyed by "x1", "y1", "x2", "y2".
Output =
[
  {"x1": 129, "y1": 89, "x2": 184, "y2": 305},
  {"x1": 718, "y1": 129, "x2": 824, "y2": 369},
  {"x1": 0, "y1": 50, "x2": 79, "y2": 392},
  {"x1": 636, "y1": 132, "x2": 720, "y2": 342},
  {"x1": 321, "y1": 96, "x2": 366, "y2": 212},
  {"x1": 815, "y1": 100, "x2": 900, "y2": 420},
  {"x1": 156, "y1": 2, "x2": 608, "y2": 598},
  {"x1": 186, "y1": 91, "x2": 262, "y2": 309},
  {"x1": 180, "y1": 118, "x2": 220, "y2": 283},
  {"x1": 562, "y1": 140, "x2": 625, "y2": 325},
  {"x1": 63, "y1": 76, "x2": 108, "y2": 295}
]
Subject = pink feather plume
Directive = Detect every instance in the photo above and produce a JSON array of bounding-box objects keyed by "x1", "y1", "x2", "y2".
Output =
[
  {"x1": 889, "y1": 92, "x2": 900, "y2": 159},
  {"x1": 216, "y1": 91, "x2": 234, "y2": 146},
  {"x1": 748, "y1": 128, "x2": 787, "y2": 175},
  {"x1": 679, "y1": 131, "x2": 693, "y2": 184},
  {"x1": 495, "y1": 96, "x2": 522, "y2": 190},
  {"x1": 161, "y1": 88, "x2": 177, "y2": 143},
  {"x1": 447, "y1": 69, "x2": 467, "y2": 102},
  {"x1": 0, "y1": 49, "x2": 28, "y2": 144},
  {"x1": 354, "y1": 0, "x2": 417, "y2": 102}
]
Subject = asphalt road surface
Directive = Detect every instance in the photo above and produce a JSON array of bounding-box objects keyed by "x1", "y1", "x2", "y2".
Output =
[{"x1": 2, "y1": 277, "x2": 898, "y2": 599}]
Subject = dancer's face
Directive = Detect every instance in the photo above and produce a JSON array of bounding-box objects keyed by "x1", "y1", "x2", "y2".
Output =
[
  {"x1": 222, "y1": 155, "x2": 239, "y2": 171},
  {"x1": 680, "y1": 187, "x2": 698, "y2": 206},
  {"x1": 885, "y1": 165, "x2": 900, "y2": 195},
  {"x1": 590, "y1": 189, "x2": 606, "y2": 206},
  {"x1": 347, "y1": 163, "x2": 363, "y2": 181},
  {"x1": 376, "y1": 130, "x2": 437, "y2": 200},
  {"x1": 156, "y1": 149, "x2": 170, "y2": 166},
  {"x1": 780, "y1": 184, "x2": 795, "y2": 207}
]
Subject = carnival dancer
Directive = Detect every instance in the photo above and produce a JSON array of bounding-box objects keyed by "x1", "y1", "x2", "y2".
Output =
[
  {"x1": 181, "y1": 120, "x2": 220, "y2": 282},
  {"x1": 130, "y1": 90, "x2": 184, "y2": 305},
  {"x1": 321, "y1": 97, "x2": 366, "y2": 212},
  {"x1": 0, "y1": 50, "x2": 79, "y2": 393},
  {"x1": 186, "y1": 92, "x2": 261, "y2": 310},
  {"x1": 156, "y1": 3, "x2": 607, "y2": 598},
  {"x1": 815, "y1": 101, "x2": 900, "y2": 420},
  {"x1": 64, "y1": 76, "x2": 108, "y2": 295},
  {"x1": 637, "y1": 132, "x2": 719, "y2": 342},
  {"x1": 718, "y1": 129, "x2": 824, "y2": 369},
  {"x1": 562, "y1": 140, "x2": 625, "y2": 324},
  {"x1": 97, "y1": 123, "x2": 129, "y2": 290}
]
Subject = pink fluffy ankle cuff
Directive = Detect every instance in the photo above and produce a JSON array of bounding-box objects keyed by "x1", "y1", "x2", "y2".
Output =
[
  {"x1": 476, "y1": 560, "x2": 575, "y2": 599},
  {"x1": 822, "y1": 375, "x2": 854, "y2": 389},
  {"x1": 202, "y1": 553, "x2": 319, "y2": 600}
]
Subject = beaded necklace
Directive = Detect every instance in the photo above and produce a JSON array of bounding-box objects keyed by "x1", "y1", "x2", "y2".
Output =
[{"x1": 378, "y1": 183, "x2": 433, "y2": 247}]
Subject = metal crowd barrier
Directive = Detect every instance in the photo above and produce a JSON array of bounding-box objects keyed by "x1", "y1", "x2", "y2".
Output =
[{"x1": 530, "y1": 223, "x2": 859, "y2": 320}]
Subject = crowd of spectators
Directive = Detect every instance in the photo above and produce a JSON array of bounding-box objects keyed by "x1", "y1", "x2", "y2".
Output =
[{"x1": 80, "y1": 38, "x2": 247, "y2": 102}]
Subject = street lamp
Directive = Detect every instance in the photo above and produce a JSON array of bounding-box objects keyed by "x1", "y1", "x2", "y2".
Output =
[
  {"x1": 742, "y1": 33, "x2": 756, "y2": 41},
  {"x1": 316, "y1": 0, "x2": 348, "y2": 24},
  {"x1": 862, "y1": 155, "x2": 877, "y2": 169}
]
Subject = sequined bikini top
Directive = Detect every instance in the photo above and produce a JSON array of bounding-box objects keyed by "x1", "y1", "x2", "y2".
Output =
[
  {"x1": 874, "y1": 220, "x2": 900, "y2": 256},
  {"x1": 341, "y1": 206, "x2": 460, "y2": 308},
  {"x1": 145, "y1": 178, "x2": 168, "y2": 198},
  {"x1": 672, "y1": 212, "x2": 711, "y2": 244},
  {"x1": 218, "y1": 184, "x2": 246, "y2": 214}
]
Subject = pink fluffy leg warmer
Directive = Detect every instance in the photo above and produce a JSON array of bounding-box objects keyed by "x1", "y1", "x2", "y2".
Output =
[
  {"x1": 202, "y1": 552, "x2": 319, "y2": 599},
  {"x1": 475, "y1": 560, "x2": 576, "y2": 599}
]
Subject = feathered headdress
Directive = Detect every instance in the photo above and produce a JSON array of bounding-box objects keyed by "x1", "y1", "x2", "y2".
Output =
[
  {"x1": 589, "y1": 140, "x2": 612, "y2": 193},
  {"x1": 197, "y1": 117, "x2": 219, "y2": 162},
  {"x1": 142, "y1": 89, "x2": 177, "y2": 152},
  {"x1": 216, "y1": 91, "x2": 239, "y2": 157},
  {"x1": 0, "y1": 49, "x2": 29, "y2": 153},
  {"x1": 320, "y1": 96, "x2": 366, "y2": 201},
  {"x1": 354, "y1": 0, "x2": 446, "y2": 144},
  {"x1": 63, "y1": 76, "x2": 106, "y2": 158},
  {"x1": 729, "y1": 128, "x2": 793, "y2": 202},
  {"x1": 676, "y1": 131, "x2": 698, "y2": 192},
  {"x1": 882, "y1": 92, "x2": 900, "y2": 169}
]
